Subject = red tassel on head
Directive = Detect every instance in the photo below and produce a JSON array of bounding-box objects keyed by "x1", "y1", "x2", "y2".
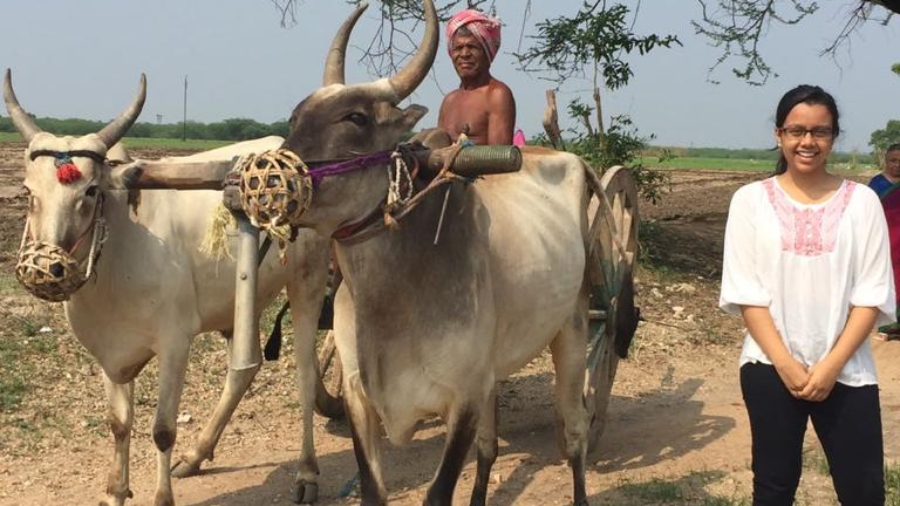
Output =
[{"x1": 56, "y1": 163, "x2": 83, "y2": 184}]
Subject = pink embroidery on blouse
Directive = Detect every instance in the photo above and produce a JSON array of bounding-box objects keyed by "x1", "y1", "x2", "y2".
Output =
[{"x1": 762, "y1": 178, "x2": 856, "y2": 257}]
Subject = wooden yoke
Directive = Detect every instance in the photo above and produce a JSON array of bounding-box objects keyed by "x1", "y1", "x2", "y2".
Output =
[{"x1": 115, "y1": 145, "x2": 522, "y2": 191}]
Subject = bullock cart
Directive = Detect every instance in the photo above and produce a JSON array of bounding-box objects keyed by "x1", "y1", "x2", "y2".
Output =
[
  {"x1": 118, "y1": 1, "x2": 640, "y2": 501},
  {"x1": 123, "y1": 143, "x2": 640, "y2": 453}
]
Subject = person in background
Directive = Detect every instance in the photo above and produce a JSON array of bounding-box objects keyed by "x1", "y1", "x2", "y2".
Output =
[
  {"x1": 719, "y1": 84, "x2": 893, "y2": 505},
  {"x1": 438, "y1": 9, "x2": 517, "y2": 146},
  {"x1": 868, "y1": 143, "x2": 900, "y2": 339}
]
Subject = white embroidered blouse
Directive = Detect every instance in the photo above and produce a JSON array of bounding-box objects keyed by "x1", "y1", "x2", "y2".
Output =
[{"x1": 719, "y1": 177, "x2": 895, "y2": 386}]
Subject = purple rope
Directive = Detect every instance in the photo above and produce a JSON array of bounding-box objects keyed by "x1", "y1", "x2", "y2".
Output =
[{"x1": 307, "y1": 151, "x2": 393, "y2": 187}]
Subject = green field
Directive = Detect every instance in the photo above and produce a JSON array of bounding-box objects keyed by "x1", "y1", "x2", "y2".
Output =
[
  {"x1": 646, "y1": 156, "x2": 775, "y2": 172},
  {"x1": 0, "y1": 131, "x2": 229, "y2": 151},
  {"x1": 119, "y1": 137, "x2": 230, "y2": 151},
  {"x1": 0, "y1": 133, "x2": 879, "y2": 174},
  {"x1": 644, "y1": 156, "x2": 877, "y2": 173}
]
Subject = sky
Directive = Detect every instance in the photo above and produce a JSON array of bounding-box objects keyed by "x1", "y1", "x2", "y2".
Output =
[{"x1": 2, "y1": 1, "x2": 898, "y2": 152}]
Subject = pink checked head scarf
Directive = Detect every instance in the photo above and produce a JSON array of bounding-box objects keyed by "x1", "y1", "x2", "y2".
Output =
[{"x1": 446, "y1": 9, "x2": 502, "y2": 63}]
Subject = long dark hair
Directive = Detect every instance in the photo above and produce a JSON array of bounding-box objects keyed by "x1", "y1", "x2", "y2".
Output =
[{"x1": 773, "y1": 85, "x2": 841, "y2": 175}]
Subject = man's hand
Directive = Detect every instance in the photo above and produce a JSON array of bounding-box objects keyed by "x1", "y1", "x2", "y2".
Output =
[{"x1": 797, "y1": 358, "x2": 841, "y2": 402}]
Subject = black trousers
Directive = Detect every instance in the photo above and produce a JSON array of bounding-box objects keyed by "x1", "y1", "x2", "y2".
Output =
[{"x1": 740, "y1": 363, "x2": 885, "y2": 506}]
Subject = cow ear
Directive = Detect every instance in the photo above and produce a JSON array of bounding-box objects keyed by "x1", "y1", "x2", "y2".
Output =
[
  {"x1": 107, "y1": 161, "x2": 141, "y2": 190},
  {"x1": 400, "y1": 104, "x2": 428, "y2": 130}
]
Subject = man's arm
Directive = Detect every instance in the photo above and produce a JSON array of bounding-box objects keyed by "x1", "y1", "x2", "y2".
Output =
[{"x1": 486, "y1": 83, "x2": 515, "y2": 145}]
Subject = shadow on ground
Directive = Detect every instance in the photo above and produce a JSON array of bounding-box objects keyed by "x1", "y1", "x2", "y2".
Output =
[{"x1": 182, "y1": 371, "x2": 734, "y2": 505}]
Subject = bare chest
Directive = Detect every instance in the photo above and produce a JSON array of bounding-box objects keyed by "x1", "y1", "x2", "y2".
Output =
[{"x1": 441, "y1": 92, "x2": 491, "y2": 143}]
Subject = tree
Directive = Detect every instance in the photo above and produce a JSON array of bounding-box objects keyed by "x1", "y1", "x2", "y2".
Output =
[
  {"x1": 511, "y1": 2, "x2": 677, "y2": 203},
  {"x1": 272, "y1": 0, "x2": 677, "y2": 200},
  {"x1": 869, "y1": 120, "x2": 900, "y2": 155},
  {"x1": 868, "y1": 62, "x2": 900, "y2": 155},
  {"x1": 694, "y1": 0, "x2": 899, "y2": 85},
  {"x1": 272, "y1": 1, "x2": 898, "y2": 86}
]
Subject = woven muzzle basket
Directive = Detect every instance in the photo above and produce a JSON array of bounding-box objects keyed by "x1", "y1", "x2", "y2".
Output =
[
  {"x1": 16, "y1": 241, "x2": 87, "y2": 302},
  {"x1": 238, "y1": 149, "x2": 313, "y2": 231}
]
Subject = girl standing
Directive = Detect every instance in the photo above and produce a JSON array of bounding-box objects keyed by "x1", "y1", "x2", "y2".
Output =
[{"x1": 720, "y1": 85, "x2": 894, "y2": 505}]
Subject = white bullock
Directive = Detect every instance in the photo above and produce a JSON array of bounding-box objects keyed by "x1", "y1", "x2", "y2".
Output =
[{"x1": 4, "y1": 71, "x2": 331, "y2": 506}]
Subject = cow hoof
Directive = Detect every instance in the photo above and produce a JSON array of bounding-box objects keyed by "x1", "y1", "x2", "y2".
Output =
[
  {"x1": 99, "y1": 489, "x2": 133, "y2": 506},
  {"x1": 171, "y1": 458, "x2": 202, "y2": 479},
  {"x1": 291, "y1": 481, "x2": 319, "y2": 504}
]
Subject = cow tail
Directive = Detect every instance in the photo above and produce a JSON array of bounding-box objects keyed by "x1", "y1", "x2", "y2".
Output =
[{"x1": 264, "y1": 301, "x2": 291, "y2": 361}]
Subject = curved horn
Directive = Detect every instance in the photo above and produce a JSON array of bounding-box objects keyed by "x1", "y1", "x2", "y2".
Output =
[
  {"x1": 3, "y1": 69, "x2": 43, "y2": 143},
  {"x1": 387, "y1": 0, "x2": 438, "y2": 101},
  {"x1": 96, "y1": 74, "x2": 147, "y2": 148},
  {"x1": 323, "y1": 3, "x2": 370, "y2": 86}
]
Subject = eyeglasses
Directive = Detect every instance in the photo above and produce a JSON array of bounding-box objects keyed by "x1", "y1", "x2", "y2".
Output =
[{"x1": 779, "y1": 126, "x2": 834, "y2": 140}]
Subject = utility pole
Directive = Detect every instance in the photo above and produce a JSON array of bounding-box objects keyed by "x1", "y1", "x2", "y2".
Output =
[{"x1": 182, "y1": 75, "x2": 188, "y2": 141}]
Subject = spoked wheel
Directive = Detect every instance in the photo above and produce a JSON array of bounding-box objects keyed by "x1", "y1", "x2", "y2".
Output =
[
  {"x1": 584, "y1": 165, "x2": 640, "y2": 456},
  {"x1": 314, "y1": 330, "x2": 344, "y2": 419}
]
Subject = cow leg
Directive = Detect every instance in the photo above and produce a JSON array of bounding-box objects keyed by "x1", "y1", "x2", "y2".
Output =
[
  {"x1": 171, "y1": 330, "x2": 260, "y2": 479},
  {"x1": 152, "y1": 337, "x2": 192, "y2": 506},
  {"x1": 550, "y1": 302, "x2": 590, "y2": 506},
  {"x1": 344, "y1": 378, "x2": 388, "y2": 506},
  {"x1": 469, "y1": 389, "x2": 498, "y2": 506},
  {"x1": 99, "y1": 374, "x2": 135, "y2": 506},
  {"x1": 424, "y1": 406, "x2": 478, "y2": 506},
  {"x1": 288, "y1": 282, "x2": 327, "y2": 504}
]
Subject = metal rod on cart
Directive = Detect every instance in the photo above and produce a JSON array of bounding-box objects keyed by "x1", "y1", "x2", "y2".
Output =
[{"x1": 230, "y1": 215, "x2": 262, "y2": 371}]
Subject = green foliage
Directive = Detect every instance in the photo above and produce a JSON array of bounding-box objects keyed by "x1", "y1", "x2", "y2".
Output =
[
  {"x1": 0, "y1": 338, "x2": 28, "y2": 412},
  {"x1": 0, "y1": 374, "x2": 26, "y2": 413},
  {"x1": 802, "y1": 448, "x2": 830, "y2": 475},
  {"x1": 515, "y1": 2, "x2": 680, "y2": 89},
  {"x1": 0, "y1": 116, "x2": 288, "y2": 142},
  {"x1": 887, "y1": 462, "x2": 900, "y2": 504},
  {"x1": 621, "y1": 477, "x2": 684, "y2": 501},
  {"x1": 869, "y1": 119, "x2": 900, "y2": 157},
  {"x1": 554, "y1": 102, "x2": 671, "y2": 204}
]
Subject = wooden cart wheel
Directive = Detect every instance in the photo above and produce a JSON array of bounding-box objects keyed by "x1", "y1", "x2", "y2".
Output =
[
  {"x1": 584, "y1": 165, "x2": 640, "y2": 455},
  {"x1": 314, "y1": 330, "x2": 344, "y2": 419}
]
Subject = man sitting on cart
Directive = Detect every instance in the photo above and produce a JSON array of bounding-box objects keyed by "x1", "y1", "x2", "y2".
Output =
[{"x1": 437, "y1": 9, "x2": 519, "y2": 147}]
